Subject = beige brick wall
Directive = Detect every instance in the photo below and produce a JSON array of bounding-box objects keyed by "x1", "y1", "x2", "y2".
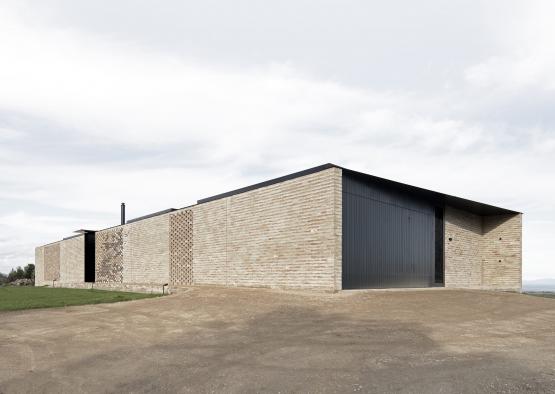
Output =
[
  {"x1": 59, "y1": 236, "x2": 85, "y2": 284},
  {"x1": 192, "y1": 199, "x2": 228, "y2": 286},
  {"x1": 444, "y1": 207, "x2": 483, "y2": 288},
  {"x1": 444, "y1": 206, "x2": 522, "y2": 290},
  {"x1": 122, "y1": 214, "x2": 170, "y2": 285},
  {"x1": 44, "y1": 243, "x2": 60, "y2": 282},
  {"x1": 482, "y1": 214, "x2": 522, "y2": 290},
  {"x1": 332, "y1": 167, "x2": 342, "y2": 291},
  {"x1": 93, "y1": 214, "x2": 170, "y2": 287},
  {"x1": 34, "y1": 246, "x2": 45, "y2": 286},
  {"x1": 192, "y1": 167, "x2": 342, "y2": 291}
]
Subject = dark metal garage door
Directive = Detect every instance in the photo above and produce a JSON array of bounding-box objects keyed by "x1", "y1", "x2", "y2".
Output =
[{"x1": 342, "y1": 172, "x2": 442, "y2": 289}]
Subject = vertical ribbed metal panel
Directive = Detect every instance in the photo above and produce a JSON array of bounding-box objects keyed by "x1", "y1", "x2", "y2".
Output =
[
  {"x1": 435, "y1": 208, "x2": 444, "y2": 284},
  {"x1": 342, "y1": 172, "x2": 439, "y2": 289}
]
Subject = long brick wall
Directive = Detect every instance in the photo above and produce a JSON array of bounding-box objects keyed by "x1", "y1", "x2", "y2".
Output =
[
  {"x1": 192, "y1": 167, "x2": 342, "y2": 291},
  {"x1": 33, "y1": 167, "x2": 519, "y2": 293},
  {"x1": 444, "y1": 206, "x2": 522, "y2": 291},
  {"x1": 75, "y1": 167, "x2": 341, "y2": 293}
]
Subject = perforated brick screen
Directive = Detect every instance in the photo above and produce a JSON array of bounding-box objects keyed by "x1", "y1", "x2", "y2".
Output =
[
  {"x1": 170, "y1": 210, "x2": 194, "y2": 285},
  {"x1": 95, "y1": 227, "x2": 124, "y2": 283}
]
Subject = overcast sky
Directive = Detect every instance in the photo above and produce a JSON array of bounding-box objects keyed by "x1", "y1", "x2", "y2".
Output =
[{"x1": 0, "y1": 0, "x2": 554, "y2": 279}]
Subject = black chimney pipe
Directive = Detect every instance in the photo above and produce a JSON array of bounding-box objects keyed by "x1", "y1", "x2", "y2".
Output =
[{"x1": 121, "y1": 202, "x2": 125, "y2": 225}]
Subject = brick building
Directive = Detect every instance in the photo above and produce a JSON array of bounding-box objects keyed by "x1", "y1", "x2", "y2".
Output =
[{"x1": 34, "y1": 164, "x2": 522, "y2": 292}]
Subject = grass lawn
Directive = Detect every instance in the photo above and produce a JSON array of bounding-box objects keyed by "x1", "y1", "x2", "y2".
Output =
[{"x1": 0, "y1": 286, "x2": 160, "y2": 312}]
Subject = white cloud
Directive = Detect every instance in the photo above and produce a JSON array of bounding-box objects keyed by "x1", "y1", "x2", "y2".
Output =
[
  {"x1": 0, "y1": 211, "x2": 98, "y2": 271},
  {"x1": 0, "y1": 2, "x2": 554, "y2": 279},
  {"x1": 0, "y1": 127, "x2": 23, "y2": 141},
  {"x1": 465, "y1": 1, "x2": 555, "y2": 91}
]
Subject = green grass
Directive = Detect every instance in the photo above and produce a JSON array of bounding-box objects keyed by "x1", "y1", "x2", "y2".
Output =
[
  {"x1": 524, "y1": 292, "x2": 555, "y2": 299},
  {"x1": 0, "y1": 286, "x2": 160, "y2": 312}
]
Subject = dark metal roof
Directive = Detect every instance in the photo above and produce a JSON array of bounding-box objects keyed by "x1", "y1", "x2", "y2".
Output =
[
  {"x1": 198, "y1": 163, "x2": 519, "y2": 216},
  {"x1": 341, "y1": 167, "x2": 519, "y2": 216},
  {"x1": 126, "y1": 208, "x2": 177, "y2": 224}
]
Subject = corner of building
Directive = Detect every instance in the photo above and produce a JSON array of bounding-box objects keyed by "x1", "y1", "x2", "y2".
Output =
[
  {"x1": 332, "y1": 166, "x2": 343, "y2": 292},
  {"x1": 444, "y1": 206, "x2": 522, "y2": 291}
]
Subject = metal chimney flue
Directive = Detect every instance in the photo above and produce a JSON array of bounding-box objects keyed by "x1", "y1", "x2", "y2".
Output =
[{"x1": 121, "y1": 202, "x2": 125, "y2": 225}]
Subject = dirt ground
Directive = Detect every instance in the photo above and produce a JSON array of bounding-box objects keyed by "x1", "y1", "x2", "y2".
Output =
[{"x1": 1, "y1": 287, "x2": 555, "y2": 393}]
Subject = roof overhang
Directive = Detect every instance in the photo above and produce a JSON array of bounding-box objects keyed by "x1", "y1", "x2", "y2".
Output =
[{"x1": 198, "y1": 163, "x2": 520, "y2": 216}]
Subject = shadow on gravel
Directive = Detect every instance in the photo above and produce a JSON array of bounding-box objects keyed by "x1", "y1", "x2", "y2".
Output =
[{"x1": 4, "y1": 304, "x2": 553, "y2": 393}]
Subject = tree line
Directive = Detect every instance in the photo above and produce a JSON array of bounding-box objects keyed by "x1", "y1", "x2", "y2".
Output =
[{"x1": 0, "y1": 264, "x2": 35, "y2": 284}]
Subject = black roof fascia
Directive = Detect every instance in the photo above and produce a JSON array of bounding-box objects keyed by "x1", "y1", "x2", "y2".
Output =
[
  {"x1": 197, "y1": 163, "x2": 336, "y2": 204},
  {"x1": 62, "y1": 234, "x2": 85, "y2": 241},
  {"x1": 73, "y1": 229, "x2": 96, "y2": 234},
  {"x1": 126, "y1": 208, "x2": 177, "y2": 224}
]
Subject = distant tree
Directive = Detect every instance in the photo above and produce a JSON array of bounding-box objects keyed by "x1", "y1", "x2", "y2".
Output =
[
  {"x1": 0, "y1": 272, "x2": 7, "y2": 284},
  {"x1": 7, "y1": 268, "x2": 18, "y2": 282},
  {"x1": 6, "y1": 264, "x2": 35, "y2": 283},
  {"x1": 24, "y1": 264, "x2": 35, "y2": 281},
  {"x1": 7, "y1": 266, "x2": 26, "y2": 282}
]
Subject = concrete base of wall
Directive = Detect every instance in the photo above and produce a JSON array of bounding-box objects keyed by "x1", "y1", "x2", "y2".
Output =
[
  {"x1": 39, "y1": 281, "x2": 521, "y2": 296},
  {"x1": 171, "y1": 283, "x2": 338, "y2": 295},
  {"x1": 46, "y1": 282, "x2": 169, "y2": 294},
  {"x1": 453, "y1": 286, "x2": 521, "y2": 293}
]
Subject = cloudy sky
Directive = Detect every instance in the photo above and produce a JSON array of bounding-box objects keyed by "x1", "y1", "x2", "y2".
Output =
[{"x1": 0, "y1": 0, "x2": 554, "y2": 279}]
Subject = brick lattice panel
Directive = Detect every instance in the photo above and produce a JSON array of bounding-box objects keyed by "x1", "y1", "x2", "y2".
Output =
[
  {"x1": 96, "y1": 227, "x2": 124, "y2": 283},
  {"x1": 44, "y1": 243, "x2": 60, "y2": 281},
  {"x1": 170, "y1": 210, "x2": 194, "y2": 285}
]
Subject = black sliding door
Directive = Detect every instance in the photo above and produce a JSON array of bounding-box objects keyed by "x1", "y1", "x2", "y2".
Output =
[{"x1": 342, "y1": 172, "x2": 442, "y2": 289}]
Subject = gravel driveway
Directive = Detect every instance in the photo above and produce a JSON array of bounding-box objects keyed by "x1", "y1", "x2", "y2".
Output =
[{"x1": 1, "y1": 287, "x2": 554, "y2": 393}]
